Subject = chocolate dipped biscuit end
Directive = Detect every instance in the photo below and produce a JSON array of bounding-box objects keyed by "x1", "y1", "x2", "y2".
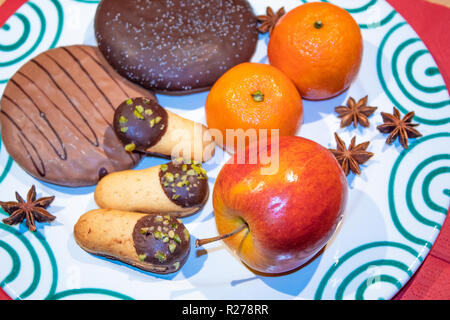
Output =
[
  {"x1": 74, "y1": 209, "x2": 190, "y2": 274},
  {"x1": 113, "y1": 97, "x2": 216, "y2": 162}
]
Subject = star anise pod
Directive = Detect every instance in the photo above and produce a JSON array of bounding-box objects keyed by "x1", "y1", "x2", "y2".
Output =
[
  {"x1": 376, "y1": 107, "x2": 422, "y2": 149},
  {"x1": 335, "y1": 96, "x2": 378, "y2": 128},
  {"x1": 257, "y1": 7, "x2": 285, "y2": 34},
  {"x1": 329, "y1": 133, "x2": 374, "y2": 176},
  {"x1": 0, "y1": 185, "x2": 56, "y2": 232}
]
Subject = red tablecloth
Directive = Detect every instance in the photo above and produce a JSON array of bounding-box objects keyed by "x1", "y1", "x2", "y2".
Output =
[{"x1": 0, "y1": 0, "x2": 449, "y2": 301}]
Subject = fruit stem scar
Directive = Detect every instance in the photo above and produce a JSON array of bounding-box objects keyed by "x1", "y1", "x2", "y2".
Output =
[
  {"x1": 314, "y1": 20, "x2": 323, "y2": 29},
  {"x1": 195, "y1": 223, "x2": 248, "y2": 247},
  {"x1": 251, "y1": 90, "x2": 264, "y2": 102}
]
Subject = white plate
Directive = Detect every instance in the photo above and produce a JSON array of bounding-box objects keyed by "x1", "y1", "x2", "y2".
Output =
[{"x1": 0, "y1": 0, "x2": 449, "y2": 300}]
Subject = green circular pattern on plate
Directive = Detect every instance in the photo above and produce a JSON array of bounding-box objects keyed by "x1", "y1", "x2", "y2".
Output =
[
  {"x1": 0, "y1": 138, "x2": 13, "y2": 184},
  {"x1": 0, "y1": 0, "x2": 449, "y2": 301},
  {"x1": 0, "y1": 0, "x2": 64, "y2": 83},
  {"x1": 0, "y1": 209, "x2": 131, "y2": 300},
  {"x1": 377, "y1": 22, "x2": 450, "y2": 125},
  {"x1": 299, "y1": 0, "x2": 396, "y2": 28},
  {"x1": 71, "y1": 0, "x2": 100, "y2": 3},
  {"x1": 0, "y1": 219, "x2": 42, "y2": 299},
  {"x1": 0, "y1": 240, "x2": 21, "y2": 288},
  {"x1": 47, "y1": 288, "x2": 133, "y2": 300},
  {"x1": 388, "y1": 132, "x2": 450, "y2": 248},
  {"x1": 314, "y1": 241, "x2": 421, "y2": 300}
]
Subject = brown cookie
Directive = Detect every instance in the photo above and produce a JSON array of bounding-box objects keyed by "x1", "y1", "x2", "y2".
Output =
[
  {"x1": 0, "y1": 45, "x2": 157, "y2": 187},
  {"x1": 74, "y1": 209, "x2": 191, "y2": 274},
  {"x1": 113, "y1": 97, "x2": 216, "y2": 162},
  {"x1": 94, "y1": 160, "x2": 209, "y2": 218},
  {"x1": 94, "y1": 0, "x2": 258, "y2": 94}
]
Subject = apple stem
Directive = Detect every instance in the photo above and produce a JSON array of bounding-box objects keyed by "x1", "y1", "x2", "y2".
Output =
[{"x1": 195, "y1": 223, "x2": 248, "y2": 248}]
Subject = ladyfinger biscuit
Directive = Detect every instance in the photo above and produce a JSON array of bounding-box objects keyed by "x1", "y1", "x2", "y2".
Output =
[
  {"x1": 94, "y1": 159, "x2": 209, "y2": 217},
  {"x1": 113, "y1": 97, "x2": 215, "y2": 162},
  {"x1": 74, "y1": 209, "x2": 190, "y2": 274}
]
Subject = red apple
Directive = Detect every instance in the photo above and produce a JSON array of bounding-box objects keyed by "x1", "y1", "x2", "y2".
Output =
[{"x1": 204, "y1": 136, "x2": 347, "y2": 274}]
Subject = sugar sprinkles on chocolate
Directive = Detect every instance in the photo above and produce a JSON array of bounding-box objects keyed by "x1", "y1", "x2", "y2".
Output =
[{"x1": 95, "y1": 0, "x2": 259, "y2": 94}]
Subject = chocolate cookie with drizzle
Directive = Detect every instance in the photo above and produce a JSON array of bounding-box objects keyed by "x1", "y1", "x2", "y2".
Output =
[
  {"x1": 74, "y1": 209, "x2": 190, "y2": 274},
  {"x1": 0, "y1": 45, "x2": 155, "y2": 187},
  {"x1": 94, "y1": 158, "x2": 209, "y2": 217},
  {"x1": 113, "y1": 97, "x2": 215, "y2": 163}
]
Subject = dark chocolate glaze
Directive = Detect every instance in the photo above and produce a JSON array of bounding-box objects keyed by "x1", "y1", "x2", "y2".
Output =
[
  {"x1": 113, "y1": 97, "x2": 168, "y2": 151},
  {"x1": 159, "y1": 160, "x2": 208, "y2": 208},
  {"x1": 94, "y1": 0, "x2": 258, "y2": 94},
  {"x1": 98, "y1": 167, "x2": 108, "y2": 180},
  {"x1": 0, "y1": 45, "x2": 157, "y2": 187},
  {"x1": 133, "y1": 214, "x2": 190, "y2": 274}
]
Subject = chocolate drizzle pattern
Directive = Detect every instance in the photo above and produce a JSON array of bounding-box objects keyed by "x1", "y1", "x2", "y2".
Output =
[
  {"x1": 16, "y1": 70, "x2": 99, "y2": 147},
  {"x1": 0, "y1": 45, "x2": 156, "y2": 187},
  {"x1": 36, "y1": 54, "x2": 111, "y2": 126}
]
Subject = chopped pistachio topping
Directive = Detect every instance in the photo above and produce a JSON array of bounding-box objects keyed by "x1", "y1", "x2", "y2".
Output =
[
  {"x1": 138, "y1": 254, "x2": 147, "y2": 262},
  {"x1": 160, "y1": 164, "x2": 168, "y2": 172},
  {"x1": 164, "y1": 215, "x2": 171, "y2": 220},
  {"x1": 164, "y1": 172, "x2": 175, "y2": 182},
  {"x1": 177, "y1": 219, "x2": 182, "y2": 223},
  {"x1": 186, "y1": 169, "x2": 196, "y2": 176},
  {"x1": 140, "y1": 227, "x2": 149, "y2": 234},
  {"x1": 153, "y1": 231, "x2": 163, "y2": 239},
  {"x1": 169, "y1": 243, "x2": 177, "y2": 253},
  {"x1": 134, "y1": 109, "x2": 145, "y2": 120},
  {"x1": 172, "y1": 194, "x2": 180, "y2": 200},
  {"x1": 168, "y1": 230, "x2": 175, "y2": 238},
  {"x1": 144, "y1": 109, "x2": 153, "y2": 116},
  {"x1": 181, "y1": 164, "x2": 187, "y2": 172},
  {"x1": 173, "y1": 261, "x2": 180, "y2": 270},
  {"x1": 174, "y1": 234, "x2": 182, "y2": 244},
  {"x1": 143, "y1": 98, "x2": 151, "y2": 104},
  {"x1": 184, "y1": 229, "x2": 190, "y2": 241},
  {"x1": 155, "y1": 251, "x2": 166, "y2": 263},
  {"x1": 175, "y1": 157, "x2": 184, "y2": 164},
  {"x1": 163, "y1": 220, "x2": 169, "y2": 225},
  {"x1": 126, "y1": 98, "x2": 133, "y2": 105},
  {"x1": 119, "y1": 116, "x2": 128, "y2": 123},
  {"x1": 135, "y1": 105, "x2": 144, "y2": 114},
  {"x1": 171, "y1": 223, "x2": 178, "y2": 230},
  {"x1": 192, "y1": 165, "x2": 202, "y2": 175},
  {"x1": 155, "y1": 215, "x2": 163, "y2": 222},
  {"x1": 120, "y1": 126, "x2": 128, "y2": 133},
  {"x1": 149, "y1": 118, "x2": 155, "y2": 127},
  {"x1": 124, "y1": 143, "x2": 136, "y2": 152},
  {"x1": 163, "y1": 236, "x2": 170, "y2": 243},
  {"x1": 154, "y1": 116, "x2": 162, "y2": 124}
]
